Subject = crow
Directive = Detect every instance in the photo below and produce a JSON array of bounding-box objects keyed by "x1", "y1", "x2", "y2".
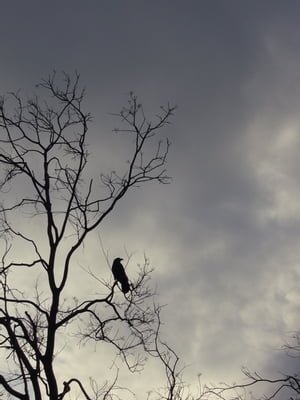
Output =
[{"x1": 112, "y1": 257, "x2": 130, "y2": 294}]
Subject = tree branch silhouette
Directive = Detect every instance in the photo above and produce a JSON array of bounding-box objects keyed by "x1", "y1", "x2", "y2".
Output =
[{"x1": 0, "y1": 72, "x2": 176, "y2": 399}]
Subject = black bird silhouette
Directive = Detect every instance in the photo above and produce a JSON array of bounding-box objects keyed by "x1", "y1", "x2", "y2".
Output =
[{"x1": 112, "y1": 257, "x2": 130, "y2": 294}]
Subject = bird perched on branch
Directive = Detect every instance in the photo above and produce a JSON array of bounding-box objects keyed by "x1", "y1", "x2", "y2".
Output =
[{"x1": 112, "y1": 257, "x2": 130, "y2": 294}]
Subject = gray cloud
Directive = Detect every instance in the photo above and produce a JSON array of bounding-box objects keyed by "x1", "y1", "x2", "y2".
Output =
[{"x1": 1, "y1": 0, "x2": 300, "y2": 397}]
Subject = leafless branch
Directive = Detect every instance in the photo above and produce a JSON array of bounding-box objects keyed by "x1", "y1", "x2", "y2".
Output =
[{"x1": 0, "y1": 72, "x2": 176, "y2": 399}]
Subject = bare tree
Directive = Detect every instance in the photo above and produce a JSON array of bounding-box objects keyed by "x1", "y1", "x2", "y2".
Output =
[
  {"x1": 197, "y1": 332, "x2": 300, "y2": 400},
  {"x1": 0, "y1": 72, "x2": 176, "y2": 400},
  {"x1": 145, "y1": 307, "x2": 189, "y2": 400}
]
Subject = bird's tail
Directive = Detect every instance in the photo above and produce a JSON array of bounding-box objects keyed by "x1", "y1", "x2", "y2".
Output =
[{"x1": 121, "y1": 281, "x2": 130, "y2": 294}]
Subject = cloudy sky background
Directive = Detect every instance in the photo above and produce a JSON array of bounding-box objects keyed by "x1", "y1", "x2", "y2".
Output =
[{"x1": 1, "y1": 1, "x2": 300, "y2": 398}]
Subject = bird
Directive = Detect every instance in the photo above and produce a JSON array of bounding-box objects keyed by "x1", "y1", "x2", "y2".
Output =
[{"x1": 112, "y1": 257, "x2": 130, "y2": 294}]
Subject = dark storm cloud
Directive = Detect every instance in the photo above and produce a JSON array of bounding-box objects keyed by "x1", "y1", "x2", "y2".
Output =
[{"x1": 1, "y1": 0, "x2": 300, "y2": 394}]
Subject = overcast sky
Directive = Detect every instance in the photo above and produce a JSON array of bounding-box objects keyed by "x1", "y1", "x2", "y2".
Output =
[{"x1": 1, "y1": 1, "x2": 300, "y2": 398}]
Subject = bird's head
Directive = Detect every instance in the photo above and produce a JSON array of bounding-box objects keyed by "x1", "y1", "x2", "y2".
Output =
[{"x1": 114, "y1": 257, "x2": 123, "y2": 262}]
